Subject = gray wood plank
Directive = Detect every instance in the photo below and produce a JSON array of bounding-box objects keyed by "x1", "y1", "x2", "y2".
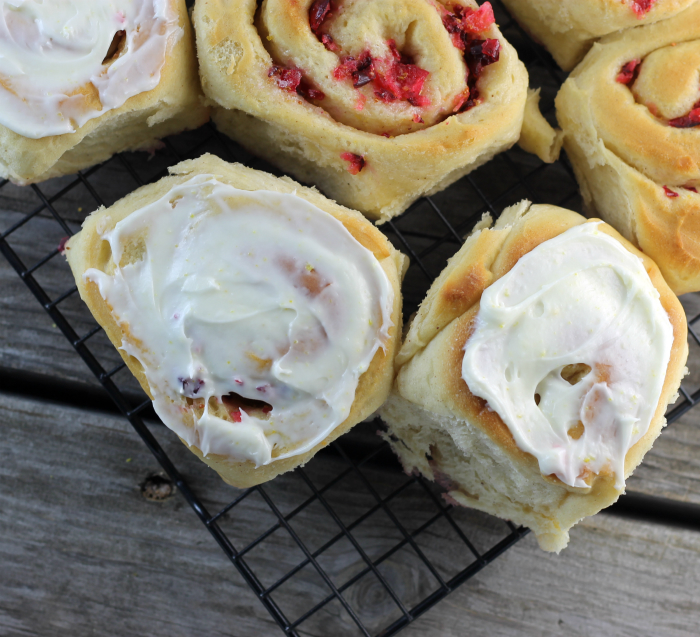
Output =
[{"x1": 2, "y1": 392, "x2": 700, "y2": 637}]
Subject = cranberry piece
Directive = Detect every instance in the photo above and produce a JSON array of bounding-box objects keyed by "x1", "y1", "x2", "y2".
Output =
[
  {"x1": 663, "y1": 186, "x2": 679, "y2": 198},
  {"x1": 616, "y1": 59, "x2": 641, "y2": 84},
  {"x1": 269, "y1": 65, "x2": 302, "y2": 92},
  {"x1": 412, "y1": 114, "x2": 424, "y2": 123},
  {"x1": 297, "y1": 81, "x2": 325, "y2": 101},
  {"x1": 630, "y1": 0, "x2": 655, "y2": 18},
  {"x1": 466, "y1": 38, "x2": 500, "y2": 78},
  {"x1": 462, "y1": 2, "x2": 496, "y2": 34},
  {"x1": 669, "y1": 107, "x2": 700, "y2": 128},
  {"x1": 179, "y1": 377, "x2": 205, "y2": 398},
  {"x1": 340, "y1": 152, "x2": 366, "y2": 175},
  {"x1": 231, "y1": 410, "x2": 242, "y2": 423},
  {"x1": 58, "y1": 236, "x2": 70, "y2": 254},
  {"x1": 321, "y1": 34, "x2": 338, "y2": 51},
  {"x1": 685, "y1": 186, "x2": 698, "y2": 193},
  {"x1": 309, "y1": 0, "x2": 331, "y2": 34},
  {"x1": 262, "y1": 405, "x2": 273, "y2": 414}
]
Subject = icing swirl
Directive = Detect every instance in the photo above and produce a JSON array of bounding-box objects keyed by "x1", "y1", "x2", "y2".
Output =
[
  {"x1": 462, "y1": 223, "x2": 674, "y2": 489},
  {"x1": 0, "y1": 0, "x2": 182, "y2": 139},
  {"x1": 84, "y1": 175, "x2": 394, "y2": 466}
]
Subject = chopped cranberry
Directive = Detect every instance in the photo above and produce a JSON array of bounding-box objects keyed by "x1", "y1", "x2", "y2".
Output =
[
  {"x1": 179, "y1": 377, "x2": 205, "y2": 398},
  {"x1": 466, "y1": 38, "x2": 500, "y2": 78},
  {"x1": 231, "y1": 409, "x2": 242, "y2": 423},
  {"x1": 262, "y1": 405, "x2": 273, "y2": 414},
  {"x1": 309, "y1": 0, "x2": 331, "y2": 35},
  {"x1": 453, "y1": 90, "x2": 470, "y2": 112},
  {"x1": 630, "y1": 0, "x2": 655, "y2": 18},
  {"x1": 616, "y1": 59, "x2": 641, "y2": 84},
  {"x1": 269, "y1": 65, "x2": 302, "y2": 92},
  {"x1": 297, "y1": 81, "x2": 325, "y2": 101},
  {"x1": 669, "y1": 106, "x2": 700, "y2": 128},
  {"x1": 321, "y1": 33, "x2": 338, "y2": 51},
  {"x1": 663, "y1": 186, "x2": 679, "y2": 198},
  {"x1": 381, "y1": 132, "x2": 391, "y2": 138},
  {"x1": 412, "y1": 114, "x2": 424, "y2": 123},
  {"x1": 685, "y1": 186, "x2": 698, "y2": 193},
  {"x1": 340, "y1": 152, "x2": 366, "y2": 175},
  {"x1": 58, "y1": 236, "x2": 70, "y2": 254},
  {"x1": 462, "y1": 2, "x2": 496, "y2": 34},
  {"x1": 355, "y1": 94, "x2": 367, "y2": 110}
]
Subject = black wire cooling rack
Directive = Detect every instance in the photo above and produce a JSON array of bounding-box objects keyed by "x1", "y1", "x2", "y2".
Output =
[{"x1": 2, "y1": 3, "x2": 700, "y2": 636}]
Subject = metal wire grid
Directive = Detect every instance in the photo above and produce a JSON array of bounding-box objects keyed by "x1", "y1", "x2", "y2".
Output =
[{"x1": 0, "y1": 2, "x2": 696, "y2": 635}]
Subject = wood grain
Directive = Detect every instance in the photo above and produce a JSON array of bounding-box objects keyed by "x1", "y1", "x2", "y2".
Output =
[{"x1": 2, "y1": 391, "x2": 700, "y2": 637}]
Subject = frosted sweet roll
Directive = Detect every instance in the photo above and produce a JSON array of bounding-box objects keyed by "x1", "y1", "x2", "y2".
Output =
[
  {"x1": 380, "y1": 202, "x2": 687, "y2": 551},
  {"x1": 193, "y1": 0, "x2": 528, "y2": 221},
  {"x1": 557, "y1": 3, "x2": 700, "y2": 294},
  {"x1": 66, "y1": 155, "x2": 405, "y2": 488},
  {"x1": 0, "y1": 0, "x2": 208, "y2": 184},
  {"x1": 500, "y1": 0, "x2": 698, "y2": 71}
]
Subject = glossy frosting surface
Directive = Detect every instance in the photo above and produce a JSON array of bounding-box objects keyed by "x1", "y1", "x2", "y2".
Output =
[
  {"x1": 462, "y1": 223, "x2": 674, "y2": 488},
  {"x1": 0, "y1": 0, "x2": 181, "y2": 138},
  {"x1": 85, "y1": 175, "x2": 394, "y2": 466}
]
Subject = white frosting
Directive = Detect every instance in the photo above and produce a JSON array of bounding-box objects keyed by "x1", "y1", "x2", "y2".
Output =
[
  {"x1": 0, "y1": 0, "x2": 182, "y2": 138},
  {"x1": 84, "y1": 175, "x2": 394, "y2": 466},
  {"x1": 462, "y1": 223, "x2": 674, "y2": 489}
]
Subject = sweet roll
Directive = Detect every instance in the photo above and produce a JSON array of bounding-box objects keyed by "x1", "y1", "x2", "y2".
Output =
[
  {"x1": 65, "y1": 154, "x2": 405, "y2": 487},
  {"x1": 500, "y1": 0, "x2": 698, "y2": 71},
  {"x1": 379, "y1": 201, "x2": 687, "y2": 552},
  {"x1": 193, "y1": 0, "x2": 528, "y2": 222},
  {"x1": 557, "y1": 3, "x2": 700, "y2": 294},
  {"x1": 0, "y1": 0, "x2": 209, "y2": 185}
]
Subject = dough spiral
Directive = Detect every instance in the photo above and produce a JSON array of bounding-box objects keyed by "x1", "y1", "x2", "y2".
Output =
[
  {"x1": 194, "y1": 0, "x2": 528, "y2": 221},
  {"x1": 557, "y1": 3, "x2": 700, "y2": 294}
]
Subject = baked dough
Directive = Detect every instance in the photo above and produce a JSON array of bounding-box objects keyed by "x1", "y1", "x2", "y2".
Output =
[
  {"x1": 0, "y1": 0, "x2": 209, "y2": 185},
  {"x1": 500, "y1": 0, "x2": 697, "y2": 71},
  {"x1": 557, "y1": 2, "x2": 700, "y2": 294},
  {"x1": 380, "y1": 201, "x2": 687, "y2": 552},
  {"x1": 193, "y1": 0, "x2": 528, "y2": 222},
  {"x1": 65, "y1": 154, "x2": 406, "y2": 488}
]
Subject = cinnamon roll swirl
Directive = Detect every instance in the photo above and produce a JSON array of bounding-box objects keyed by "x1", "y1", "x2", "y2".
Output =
[
  {"x1": 194, "y1": 0, "x2": 528, "y2": 222},
  {"x1": 65, "y1": 154, "x2": 405, "y2": 488},
  {"x1": 380, "y1": 201, "x2": 687, "y2": 552},
  {"x1": 557, "y1": 2, "x2": 700, "y2": 294},
  {"x1": 0, "y1": 0, "x2": 209, "y2": 185}
]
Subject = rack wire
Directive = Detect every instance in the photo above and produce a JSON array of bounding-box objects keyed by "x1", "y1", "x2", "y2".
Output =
[{"x1": 1, "y1": 3, "x2": 698, "y2": 635}]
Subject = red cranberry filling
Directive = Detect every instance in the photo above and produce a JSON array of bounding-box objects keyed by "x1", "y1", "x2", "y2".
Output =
[
  {"x1": 669, "y1": 103, "x2": 700, "y2": 128},
  {"x1": 616, "y1": 59, "x2": 640, "y2": 84},
  {"x1": 663, "y1": 186, "x2": 679, "y2": 198},
  {"x1": 222, "y1": 392, "x2": 273, "y2": 421},
  {"x1": 630, "y1": 0, "x2": 655, "y2": 18},
  {"x1": 686, "y1": 186, "x2": 698, "y2": 193},
  {"x1": 440, "y1": 3, "x2": 499, "y2": 113},
  {"x1": 340, "y1": 152, "x2": 366, "y2": 174},
  {"x1": 179, "y1": 377, "x2": 205, "y2": 398},
  {"x1": 334, "y1": 42, "x2": 431, "y2": 107},
  {"x1": 269, "y1": 65, "x2": 325, "y2": 101},
  {"x1": 309, "y1": 0, "x2": 331, "y2": 34}
]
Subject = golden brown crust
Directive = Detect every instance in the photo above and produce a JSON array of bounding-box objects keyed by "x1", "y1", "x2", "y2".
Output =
[
  {"x1": 193, "y1": 0, "x2": 528, "y2": 222},
  {"x1": 66, "y1": 154, "x2": 405, "y2": 488},
  {"x1": 556, "y1": 3, "x2": 700, "y2": 294},
  {"x1": 500, "y1": 0, "x2": 697, "y2": 71},
  {"x1": 396, "y1": 202, "x2": 688, "y2": 493},
  {"x1": 0, "y1": 0, "x2": 209, "y2": 185}
]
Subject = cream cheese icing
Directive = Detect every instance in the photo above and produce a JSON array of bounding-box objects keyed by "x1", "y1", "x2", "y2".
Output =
[
  {"x1": 462, "y1": 222, "x2": 674, "y2": 489},
  {"x1": 84, "y1": 175, "x2": 394, "y2": 466},
  {"x1": 0, "y1": 0, "x2": 182, "y2": 139}
]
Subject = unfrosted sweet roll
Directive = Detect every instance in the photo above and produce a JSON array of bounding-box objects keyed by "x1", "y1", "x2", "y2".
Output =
[
  {"x1": 193, "y1": 0, "x2": 528, "y2": 222},
  {"x1": 500, "y1": 0, "x2": 698, "y2": 71},
  {"x1": 379, "y1": 201, "x2": 687, "y2": 552},
  {"x1": 0, "y1": 0, "x2": 209, "y2": 185},
  {"x1": 65, "y1": 154, "x2": 405, "y2": 488},
  {"x1": 557, "y1": 3, "x2": 700, "y2": 295}
]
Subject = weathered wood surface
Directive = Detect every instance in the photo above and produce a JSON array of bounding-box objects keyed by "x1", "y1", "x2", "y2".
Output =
[
  {"x1": 2, "y1": 392, "x2": 700, "y2": 637},
  {"x1": 3, "y1": 202, "x2": 700, "y2": 506}
]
